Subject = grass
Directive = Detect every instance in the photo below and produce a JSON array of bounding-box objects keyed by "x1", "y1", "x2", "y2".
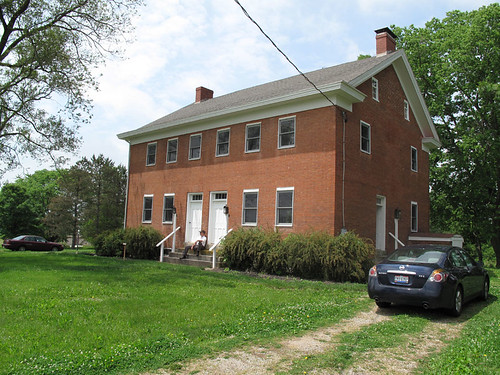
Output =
[{"x1": 0, "y1": 249, "x2": 369, "y2": 374}]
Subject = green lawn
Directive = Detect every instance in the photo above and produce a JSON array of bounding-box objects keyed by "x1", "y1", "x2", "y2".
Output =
[{"x1": 0, "y1": 250, "x2": 369, "y2": 374}]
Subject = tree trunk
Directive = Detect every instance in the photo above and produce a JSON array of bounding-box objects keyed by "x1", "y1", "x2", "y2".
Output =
[{"x1": 492, "y1": 221, "x2": 500, "y2": 268}]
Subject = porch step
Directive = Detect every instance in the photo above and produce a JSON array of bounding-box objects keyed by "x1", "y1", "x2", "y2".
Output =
[{"x1": 162, "y1": 249, "x2": 222, "y2": 268}]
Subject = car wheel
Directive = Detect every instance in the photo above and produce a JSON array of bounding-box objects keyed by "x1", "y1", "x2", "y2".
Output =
[
  {"x1": 481, "y1": 278, "x2": 489, "y2": 301},
  {"x1": 376, "y1": 301, "x2": 391, "y2": 308},
  {"x1": 450, "y1": 286, "x2": 463, "y2": 317},
  {"x1": 18, "y1": 246, "x2": 26, "y2": 251},
  {"x1": 51, "y1": 246, "x2": 60, "y2": 252}
]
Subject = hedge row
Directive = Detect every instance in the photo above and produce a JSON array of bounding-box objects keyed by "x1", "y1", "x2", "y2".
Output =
[
  {"x1": 93, "y1": 226, "x2": 163, "y2": 260},
  {"x1": 219, "y1": 228, "x2": 375, "y2": 283}
]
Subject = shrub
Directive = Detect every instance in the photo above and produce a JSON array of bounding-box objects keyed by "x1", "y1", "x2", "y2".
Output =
[
  {"x1": 94, "y1": 229, "x2": 125, "y2": 257},
  {"x1": 220, "y1": 227, "x2": 375, "y2": 283},
  {"x1": 124, "y1": 226, "x2": 163, "y2": 260}
]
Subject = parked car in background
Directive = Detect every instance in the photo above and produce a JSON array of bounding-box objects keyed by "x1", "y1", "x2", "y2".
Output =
[
  {"x1": 3, "y1": 235, "x2": 64, "y2": 252},
  {"x1": 368, "y1": 245, "x2": 489, "y2": 316}
]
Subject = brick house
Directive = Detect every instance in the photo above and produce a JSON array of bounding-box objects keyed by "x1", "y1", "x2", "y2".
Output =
[{"x1": 118, "y1": 28, "x2": 440, "y2": 254}]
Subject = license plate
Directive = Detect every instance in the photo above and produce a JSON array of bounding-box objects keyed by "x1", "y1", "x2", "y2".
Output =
[{"x1": 394, "y1": 275, "x2": 409, "y2": 284}]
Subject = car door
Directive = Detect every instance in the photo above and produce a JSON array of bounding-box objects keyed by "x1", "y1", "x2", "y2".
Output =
[
  {"x1": 448, "y1": 249, "x2": 474, "y2": 297},
  {"x1": 24, "y1": 236, "x2": 37, "y2": 250},
  {"x1": 459, "y1": 249, "x2": 483, "y2": 298}
]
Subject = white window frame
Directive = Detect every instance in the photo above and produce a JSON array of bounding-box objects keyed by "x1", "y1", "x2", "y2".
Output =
[
  {"x1": 275, "y1": 187, "x2": 294, "y2": 227},
  {"x1": 242, "y1": 189, "x2": 259, "y2": 226},
  {"x1": 216, "y1": 128, "x2": 230, "y2": 157},
  {"x1": 360, "y1": 121, "x2": 371, "y2": 154},
  {"x1": 404, "y1": 100, "x2": 410, "y2": 121},
  {"x1": 245, "y1": 123, "x2": 261, "y2": 153},
  {"x1": 162, "y1": 194, "x2": 175, "y2": 224},
  {"x1": 188, "y1": 134, "x2": 202, "y2": 160},
  {"x1": 146, "y1": 142, "x2": 157, "y2": 166},
  {"x1": 278, "y1": 116, "x2": 296, "y2": 149},
  {"x1": 142, "y1": 194, "x2": 154, "y2": 223},
  {"x1": 166, "y1": 138, "x2": 178, "y2": 164},
  {"x1": 411, "y1": 146, "x2": 418, "y2": 172},
  {"x1": 372, "y1": 77, "x2": 379, "y2": 101},
  {"x1": 411, "y1": 201, "x2": 418, "y2": 232}
]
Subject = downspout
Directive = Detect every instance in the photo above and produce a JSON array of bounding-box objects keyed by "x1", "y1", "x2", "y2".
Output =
[
  {"x1": 341, "y1": 111, "x2": 347, "y2": 233},
  {"x1": 123, "y1": 142, "x2": 131, "y2": 230}
]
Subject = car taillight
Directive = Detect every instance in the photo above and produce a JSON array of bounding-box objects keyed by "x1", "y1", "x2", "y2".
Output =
[
  {"x1": 429, "y1": 269, "x2": 449, "y2": 283},
  {"x1": 369, "y1": 266, "x2": 377, "y2": 277}
]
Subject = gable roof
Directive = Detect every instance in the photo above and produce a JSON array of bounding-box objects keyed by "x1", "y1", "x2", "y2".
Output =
[{"x1": 118, "y1": 50, "x2": 440, "y2": 149}]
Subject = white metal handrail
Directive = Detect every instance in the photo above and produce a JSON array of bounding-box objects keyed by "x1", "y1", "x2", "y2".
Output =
[
  {"x1": 157, "y1": 226, "x2": 181, "y2": 262},
  {"x1": 389, "y1": 232, "x2": 405, "y2": 247},
  {"x1": 209, "y1": 228, "x2": 233, "y2": 269}
]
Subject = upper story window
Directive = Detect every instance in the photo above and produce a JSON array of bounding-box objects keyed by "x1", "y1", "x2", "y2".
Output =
[
  {"x1": 242, "y1": 190, "x2": 258, "y2": 226},
  {"x1": 246, "y1": 123, "x2": 261, "y2": 153},
  {"x1": 372, "y1": 77, "x2": 379, "y2": 101},
  {"x1": 146, "y1": 143, "x2": 157, "y2": 166},
  {"x1": 404, "y1": 100, "x2": 410, "y2": 121},
  {"x1": 411, "y1": 146, "x2": 418, "y2": 172},
  {"x1": 360, "y1": 121, "x2": 371, "y2": 154},
  {"x1": 411, "y1": 201, "x2": 418, "y2": 232},
  {"x1": 162, "y1": 194, "x2": 174, "y2": 223},
  {"x1": 278, "y1": 116, "x2": 295, "y2": 149},
  {"x1": 216, "y1": 129, "x2": 230, "y2": 157},
  {"x1": 142, "y1": 195, "x2": 153, "y2": 223},
  {"x1": 276, "y1": 187, "x2": 294, "y2": 226},
  {"x1": 189, "y1": 134, "x2": 202, "y2": 160},
  {"x1": 166, "y1": 138, "x2": 178, "y2": 163}
]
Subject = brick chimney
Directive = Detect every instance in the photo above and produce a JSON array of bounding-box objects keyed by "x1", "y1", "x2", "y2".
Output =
[
  {"x1": 195, "y1": 86, "x2": 214, "y2": 103},
  {"x1": 375, "y1": 27, "x2": 397, "y2": 56}
]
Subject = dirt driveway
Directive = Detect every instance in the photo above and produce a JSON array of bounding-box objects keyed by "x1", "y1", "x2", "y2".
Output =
[{"x1": 149, "y1": 301, "x2": 473, "y2": 375}]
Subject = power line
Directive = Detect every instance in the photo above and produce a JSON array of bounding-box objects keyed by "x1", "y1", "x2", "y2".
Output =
[{"x1": 233, "y1": 0, "x2": 336, "y2": 107}]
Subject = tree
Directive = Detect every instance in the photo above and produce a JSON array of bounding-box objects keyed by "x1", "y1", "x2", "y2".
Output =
[
  {"x1": 0, "y1": 0, "x2": 142, "y2": 172},
  {"x1": 0, "y1": 169, "x2": 60, "y2": 238},
  {"x1": 393, "y1": 4, "x2": 500, "y2": 266}
]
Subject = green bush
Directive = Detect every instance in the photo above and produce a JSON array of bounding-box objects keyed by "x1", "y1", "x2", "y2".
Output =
[
  {"x1": 220, "y1": 228, "x2": 375, "y2": 283},
  {"x1": 94, "y1": 229, "x2": 125, "y2": 257},
  {"x1": 124, "y1": 226, "x2": 163, "y2": 260}
]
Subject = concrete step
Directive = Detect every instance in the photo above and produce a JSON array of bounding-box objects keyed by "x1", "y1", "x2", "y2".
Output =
[{"x1": 162, "y1": 249, "x2": 221, "y2": 268}]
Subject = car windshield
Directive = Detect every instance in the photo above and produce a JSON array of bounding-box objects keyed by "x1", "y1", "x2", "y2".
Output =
[
  {"x1": 12, "y1": 235, "x2": 25, "y2": 240},
  {"x1": 387, "y1": 248, "x2": 446, "y2": 264}
]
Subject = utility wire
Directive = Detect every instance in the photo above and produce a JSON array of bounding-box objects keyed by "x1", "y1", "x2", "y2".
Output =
[{"x1": 233, "y1": 0, "x2": 336, "y2": 107}]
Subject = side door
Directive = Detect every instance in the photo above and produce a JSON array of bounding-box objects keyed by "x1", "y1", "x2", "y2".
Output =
[
  {"x1": 208, "y1": 192, "x2": 228, "y2": 246},
  {"x1": 185, "y1": 193, "x2": 203, "y2": 244}
]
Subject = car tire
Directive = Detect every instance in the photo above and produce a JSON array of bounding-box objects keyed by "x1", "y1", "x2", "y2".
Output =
[
  {"x1": 51, "y1": 246, "x2": 60, "y2": 252},
  {"x1": 18, "y1": 246, "x2": 26, "y2": 252},
  {"x1": 376, "y1": 301, "x2": 391, "y2": 308},
  {"x1": 481, "y1": 278, "x2": 489, "y2": 301},
  {"x1": 450, "y1": 286, "x2": 463, "y2": 317}
]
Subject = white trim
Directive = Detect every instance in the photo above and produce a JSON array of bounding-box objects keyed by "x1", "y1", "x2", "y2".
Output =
[
  {"x1": 411, "y1": 201, "x2": 418, "y2": 232},
  {"x1": 142, "y1": 194, "x2": 154, "y2": 223},
  {"x1": 146, "y1": 142, "x2": 157, "y2": 166},
  {"x1": 162, "y1": 193, "x2": 175, "y2": 224},
  {"x1": 166, "y1": 138, "x2": 178, "y2": 164},
  {"x1": 275, "y1": 187, "x2": 294, "y2": 227},
  {"x1": 245, "y1": 123, "x2": 261, "y2": 153},
  {"x1": 372, "y1": 77, "x2": 379, "y2": 101},
  {"x1": 411, "y1": 146, "x2": 418, "y2": 172},
  {"x1": 404, "y1": 100, "x2": 410, "y2": 121},
  {"x1": 408, "y1": 236, "x2": 457, "y2": 242},
  {"x1": 360, "y1": 121, "x2": 371, "y2": 154},
  {"x1": 278, "y1": 116, "x2": 296, "y2": 149},
  {"x1": 242, "y1": 189, "x2": 259, "y2": 226},
  {"x1": 215, "y1": 128, "x2": 230, "y2": 157},
  {"x1": 188, "y1": 133, "x2": 202, "y2": 160}
]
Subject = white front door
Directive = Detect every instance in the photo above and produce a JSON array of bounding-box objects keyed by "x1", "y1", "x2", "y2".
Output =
[
  {"x1": 376, "y1": 195, "x2": 386, "y2": 251},
  {"x1": 208, "y1": 192, "x2": 228, "y2": 245},
  {"x1": 186, "y1": 193, "x2": 203, "y2": 243}
]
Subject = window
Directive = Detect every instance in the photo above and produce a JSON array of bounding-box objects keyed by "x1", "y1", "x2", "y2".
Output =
[
  {"x1": 404, "y1": 100, "x2": 410, "y2": 121},
  {"x1": 142, "y1": 195, "x2": 153, "y2": 223},
  {"x1": 216, "y1": 129, "x2": 230, "y2": 157},
  {"x1": 242, "y1": 190, "x2": 258, "y2": 225},
  {"x1": 411, "y1": 146, "x2": 418, "y2": 172},
  {"x1": 166, "y1": 139, "x2": 178, "y2": 163},
  {"x1": 246, "y1": 123, "x2": 261, "y2": 153},
  {"x1": 146, "y1": 143, "x2": 157, "y2": 166},
  {"x1": 278, "y1": 117, "x2": 295, "y2": 149},
  {"x1": 411, "y1": 202, "x2": 418, "y2": 232},
  {"x1": 276, "y1": 188, "x2": 294, "y2": 226},
  {"x1": 372, "y1": 77, "x2": 379, "y2": 101},
  {"x1": 162, "y1": 194, "x2": 174, "y2": 223},
  {"x1": 360, "y1": 121, "x2": 371, "y2": 154},
  {"x1": 189, "y1": 134, "x2": 202, "y2": 160}
]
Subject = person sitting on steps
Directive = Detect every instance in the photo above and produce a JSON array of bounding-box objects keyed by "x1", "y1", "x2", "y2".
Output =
[{"x1": 180, "y1": 230, "x2": 207, "y2": 259}]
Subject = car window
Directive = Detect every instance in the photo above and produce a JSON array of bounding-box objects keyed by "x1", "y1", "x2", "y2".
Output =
[
  {"x1": 25, "y1": 236, "x2": 35, "y2": 241},
  {"x1": 449, "y1": 250, "x2": 467, "y2": 268},
  {"x1": 388, "y1": 248, "x2": 446, "y2": 264},
  {"x1": 13, "y1": 235, "x2": 25, "y2": 240},
  {"x1": 460, "y1": 250, "x2": 476, "y2": 268}
]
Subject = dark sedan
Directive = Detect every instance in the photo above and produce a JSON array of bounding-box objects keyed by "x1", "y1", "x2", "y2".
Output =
[
  {"x1": 368, "y1": 245, "x2": 489, "y2": 316},
  {"x1": 3, "y1": 235, "x2": 64, "y2": 252}
]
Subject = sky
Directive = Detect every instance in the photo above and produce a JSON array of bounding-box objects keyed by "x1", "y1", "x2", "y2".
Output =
[{"x1": 2, "y1": 0, "x2": 496, "y2": 183}]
